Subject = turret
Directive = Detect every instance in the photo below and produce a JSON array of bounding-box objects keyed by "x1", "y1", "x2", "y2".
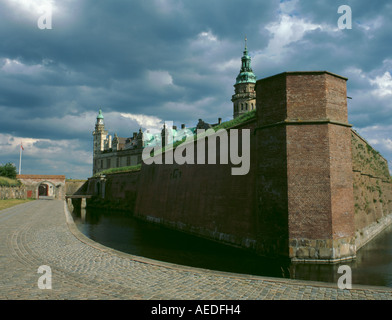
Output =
[
  {"x1": 92, "y1": 109, "x2": 108, "y2": 155},
  {"x1": 232, "y1": 37, "x2": 257, "y2": 118},
  {"x1": 137, "y1": 128, "x2": 144, "y2": 149}
]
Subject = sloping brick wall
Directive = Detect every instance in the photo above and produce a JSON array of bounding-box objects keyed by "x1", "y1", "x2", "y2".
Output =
[{"x1": 351, "y1": 130, "x2": 392, "y2": 248}]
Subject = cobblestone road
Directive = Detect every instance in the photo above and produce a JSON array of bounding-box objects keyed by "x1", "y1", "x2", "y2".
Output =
[{"x1": 1, "y1": 200, "x2": 392, "y2": 300}]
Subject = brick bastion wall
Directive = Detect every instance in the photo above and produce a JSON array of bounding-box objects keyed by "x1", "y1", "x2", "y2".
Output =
[{"x1": 83, "y1": 71, "x2": 392, "y2": 264}]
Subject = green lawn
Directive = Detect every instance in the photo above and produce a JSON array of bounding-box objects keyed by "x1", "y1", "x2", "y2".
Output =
[{"x1": 0, "y1": 199, "x2": 34, "y2": 211}]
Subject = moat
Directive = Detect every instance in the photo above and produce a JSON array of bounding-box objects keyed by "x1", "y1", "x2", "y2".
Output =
[{"x1": 72, "y1": 207, "x2": 392, "y2": 288}]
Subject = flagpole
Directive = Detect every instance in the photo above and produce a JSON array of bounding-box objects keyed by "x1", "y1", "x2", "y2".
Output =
[{"x1": 19, "y1": 143, "x2": 22, "y2": 175}]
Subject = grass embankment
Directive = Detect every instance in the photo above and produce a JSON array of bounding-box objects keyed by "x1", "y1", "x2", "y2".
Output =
[
  {"x1": 352, "y1": 131, "x2": 392, "y2": 181},
  {"x1": 213, "y1": 109, "x2": 256, "y2": 131},
  {"x1": 94, "y1": 164, "x2": 142, "y2": 177},
  {"x1": 0, "y1": 199, "x2": 33, "y2": 211},
  {"x1": 0, "y1": 176, "x2": 22, "y2": 187},
  {"x1": 0, "y1": 177, "x2": 32, "y2": 211}
]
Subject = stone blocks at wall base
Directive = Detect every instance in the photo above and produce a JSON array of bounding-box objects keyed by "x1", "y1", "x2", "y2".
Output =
[
  {"x1": 0, "y1": 186, "x2": 27, "y2": 200},
  {"x1": 289, "y1": 237, "x2": 356, "y2": 264}
]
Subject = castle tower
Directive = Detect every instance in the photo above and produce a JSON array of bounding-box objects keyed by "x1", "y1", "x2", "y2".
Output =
[
  {"x1": 232, "y1": 37, "x2": 257, "y2": 118},
  {"x1": 92, "y1": 109, "x2": 108, "y2": 174},
  {"x1": 93, "y1": 109, "x2": 108, "y2": 155},
  {"x1": 255, "y1": 71, "x2": 356, "y2": 262},
  {"x1": 112, "y1": 133, "x2": 119, "y2": 151},
  {"x1": 137, "y1": 128, "x2": 144, "y2": 149}
]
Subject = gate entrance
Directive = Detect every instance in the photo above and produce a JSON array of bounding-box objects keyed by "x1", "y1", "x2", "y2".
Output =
[
  {"x1": 37, "y1": 181, "x2": 55, "y2": 199},
  {"x1": 39, "y1": 184, "x2": 48, "y2": 196},
  {"x1": 16, "y1": 174, "x2": 66, "y2": 200}
]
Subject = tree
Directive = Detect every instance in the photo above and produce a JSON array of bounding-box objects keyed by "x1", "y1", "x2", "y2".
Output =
[{"x1": 0, "y1": 162, "x2": 17, "y2": 179}]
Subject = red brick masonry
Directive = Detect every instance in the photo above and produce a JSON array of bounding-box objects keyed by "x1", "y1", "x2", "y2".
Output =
[{"x1": 87, "y1": 71, "x2": 392, "y2": 264}]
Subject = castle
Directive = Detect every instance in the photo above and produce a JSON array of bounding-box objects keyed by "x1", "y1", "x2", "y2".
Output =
[
  {"x1": 92, "y1": 109, "x2": 144, "y2": 175},
  {"x1": 87, "y1": 40, "x2": 392, "y2": 263},
  {"x1": 93, "y1": 40, "x2": 254, "y2": 175}
]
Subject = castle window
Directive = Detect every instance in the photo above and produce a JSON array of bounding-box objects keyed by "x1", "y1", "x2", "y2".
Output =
[
  {"x1": 245, "y1": 103, "x2": 248, "y2": 110},
  {"x1": 127, "y1": 156, "x2": 131, "y2": 166},
  {"x1": 107, "y1": 159, "x2": 111, "y2": 168},
  {"x1": 241, "y1": 103, "x2": 243, "y2": 110},
  {"x1": 116, "y1": 158, "x2": 120, "y2": 167},
  {"x1": 100, "y1": 160, "x2": 103, "y2": 168}
]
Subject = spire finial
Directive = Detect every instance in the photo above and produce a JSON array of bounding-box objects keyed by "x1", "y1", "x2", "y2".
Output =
[{"x1": 243, "y1": 36, "x2": 248, "y2": 55}]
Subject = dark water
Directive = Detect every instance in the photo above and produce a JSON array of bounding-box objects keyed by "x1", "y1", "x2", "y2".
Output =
[{"x1": 72, "y1": 207, "x2": 392, "y2": 288}]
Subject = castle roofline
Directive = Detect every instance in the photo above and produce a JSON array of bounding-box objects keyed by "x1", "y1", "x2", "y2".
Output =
[{"x1": 257, "y1": 71, "x2": 348, "y2": 82}]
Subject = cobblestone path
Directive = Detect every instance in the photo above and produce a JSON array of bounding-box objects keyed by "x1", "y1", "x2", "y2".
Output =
[{"x1": 1, "y1": 200, "x2": 392, "y2": 300}]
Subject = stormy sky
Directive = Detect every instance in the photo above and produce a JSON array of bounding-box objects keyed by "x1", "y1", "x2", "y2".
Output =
[{"x1": 0, "y1": 0, "x2": 391, "y2": 179}]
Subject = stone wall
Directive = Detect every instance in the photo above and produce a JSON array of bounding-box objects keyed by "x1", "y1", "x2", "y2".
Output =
[
  {"x1": 86, "y1": 171, "x2": 140, "y2": 211},
  {"x1": 0, "y1": 186, "x2": 26, "y2": 200},
  {"x1": 65, "y1": 180, "x2": 88, "y2": 196},
  {"x1": 351, "y1": 130, "x2": 392, "y2": 249}
]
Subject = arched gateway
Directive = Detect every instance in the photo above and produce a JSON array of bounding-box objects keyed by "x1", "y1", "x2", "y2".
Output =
[{"x1": 17, "y1": 175, "x2": 66, "y2": 200}]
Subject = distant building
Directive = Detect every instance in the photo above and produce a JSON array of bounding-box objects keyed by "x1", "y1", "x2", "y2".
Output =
[
  {"x1": 91, "y1": 110, "x2": 225, "y2": 176},
  {"x1": 92, "y1": 110, "x2": 144, "y2": 175}
]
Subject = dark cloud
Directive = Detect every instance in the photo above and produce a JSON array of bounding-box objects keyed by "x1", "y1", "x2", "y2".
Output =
[{"x1": 0, "y1": 0, "x2": 391, "y2": 178}]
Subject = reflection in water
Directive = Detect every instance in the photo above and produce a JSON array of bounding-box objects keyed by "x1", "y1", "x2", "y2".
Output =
[{"x1": 72, "y1": 208, "x2": 392, "y2": 287}]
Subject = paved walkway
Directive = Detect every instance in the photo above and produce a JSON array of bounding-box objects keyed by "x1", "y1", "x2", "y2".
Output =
[{"x1": 1, "y1": 200, "x2": 392, "y2": 300}]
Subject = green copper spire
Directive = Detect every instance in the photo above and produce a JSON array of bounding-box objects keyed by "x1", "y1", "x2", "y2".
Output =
[
  {"x1": 97, "y1": 109, "x2": 104, "y2": 119},
  {"x1": 235, "y1": 37, "x2": 257, "y2": 84}
]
